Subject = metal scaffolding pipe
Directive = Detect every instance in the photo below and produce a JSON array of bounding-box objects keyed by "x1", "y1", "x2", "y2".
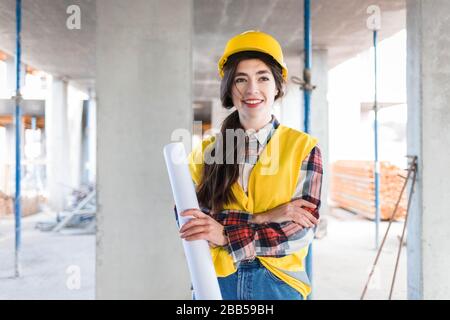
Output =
[
  {"x1": 303, "y1": 0, "x2": 312, "y2": 133},
  {"x1": 373, "y1": 30, "x2": 380, "y2": 249},
  {"x1": 303, "y1": 0, "x2": 314, "y2": 299},
  {"x1": 14, "y1": 0, "x2": 22, "y2": 278}
]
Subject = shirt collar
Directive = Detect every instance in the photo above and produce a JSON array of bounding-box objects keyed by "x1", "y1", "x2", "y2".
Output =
[{"x1": 248, "y1": 115, "x2": 278, "y2": 146}]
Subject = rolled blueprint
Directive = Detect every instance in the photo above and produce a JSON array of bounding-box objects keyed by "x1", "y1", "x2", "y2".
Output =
[{"x1": 163, "y1": 142, "x2": 222, "y2": 300}]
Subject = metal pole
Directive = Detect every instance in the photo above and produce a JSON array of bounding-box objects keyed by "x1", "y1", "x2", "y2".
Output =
[
  {"x1": 361, "y1": 156, "x2": 416, "y2": 300},
  {"x1": 373, "y1": 30, "x2": 380, "y2": 249},
  {"x1": 303, "y1": 0, "x2": 314, "y2": 299},
  {"x1": 303, "y1": 0, "x2": 312, "y2": 134},
  {"x1": 14, "y1": 0, "x2": 22, "y2": 278},
  {"x1": 389, "y1": 156, "x2": 417, "y2": 299}
]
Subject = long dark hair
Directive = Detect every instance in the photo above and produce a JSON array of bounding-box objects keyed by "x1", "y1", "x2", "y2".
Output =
[{"x1": 196, "y1": 51, "x2": 286, "y2": 213}]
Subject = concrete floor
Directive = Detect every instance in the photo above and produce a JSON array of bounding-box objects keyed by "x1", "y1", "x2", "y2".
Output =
[
  {"x1": 0, "y1": 211, "x2": 95, "y2": 300},
  {"x1": 314, "y1": 208, "x2": 407, "y2": 300},
  {"x1": 0, "y1": 207, "x2": 406, "y2": 300}
]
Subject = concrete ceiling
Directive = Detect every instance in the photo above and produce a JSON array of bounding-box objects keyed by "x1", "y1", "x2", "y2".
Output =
[
  {"x1": 193, "y1": 0, "x2": 405, "y2": 101},
  {"x1": 0, "y1": 0, "x2": 96, "y2": 87},
  {"x1": 0, "y1": 0, "x2": 405, "y2": 101}
]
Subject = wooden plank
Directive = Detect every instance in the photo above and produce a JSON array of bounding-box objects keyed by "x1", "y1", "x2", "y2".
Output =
[
  {"x1": 0, "y1": 115, "x2": 45, "y2": 129},
  {"x1": 330, "y1": 160, "x2": 407, "y2": 221}
]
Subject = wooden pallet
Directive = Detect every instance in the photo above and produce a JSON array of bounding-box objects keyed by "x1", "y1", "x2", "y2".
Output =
[{"x1": 330, "y1": 160, "x2": 407, "y2": 221}]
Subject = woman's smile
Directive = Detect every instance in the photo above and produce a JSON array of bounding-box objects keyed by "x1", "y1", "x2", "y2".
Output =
[{"x1": 242, "y1": 98, "x2": 264, "y2": 108}]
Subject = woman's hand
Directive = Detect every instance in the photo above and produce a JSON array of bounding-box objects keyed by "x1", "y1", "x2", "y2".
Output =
[
  {"x1": 251, "y1": 199, "x2": 319, "y2": 229},
  {"x1": 179, "y1": 209, "x2": 228, "y2": 247}
]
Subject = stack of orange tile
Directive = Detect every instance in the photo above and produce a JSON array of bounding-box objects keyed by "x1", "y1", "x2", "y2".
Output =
[
  {"x1": 0, "y1": 191, "x2": 41, "y2": 217},
  {"x1": 330, "y1": 160, "x2": 407, "y2": 221}
]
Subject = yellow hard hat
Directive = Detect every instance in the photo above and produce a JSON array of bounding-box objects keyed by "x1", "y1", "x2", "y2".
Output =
[{"x1": 218, "y1": 30, "x2": 288, "y2": 81}]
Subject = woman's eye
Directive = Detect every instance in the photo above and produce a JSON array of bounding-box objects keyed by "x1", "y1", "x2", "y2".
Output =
[
  {"x1": 259, "y1": 77, "x2": 270, "y2": 81},
  {"x1": 235, "y1": 78, "x2": 246, "y2": 83}
]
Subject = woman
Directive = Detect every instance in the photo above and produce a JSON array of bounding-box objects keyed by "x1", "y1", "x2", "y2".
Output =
[{"x1": 178, "y1": 30, "x2": 323, "y2": 300}]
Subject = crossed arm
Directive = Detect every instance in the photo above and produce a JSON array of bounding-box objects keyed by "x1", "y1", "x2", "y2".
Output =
[{"x1": 176, "y1": 146, "x2": 323, "y2": 263}]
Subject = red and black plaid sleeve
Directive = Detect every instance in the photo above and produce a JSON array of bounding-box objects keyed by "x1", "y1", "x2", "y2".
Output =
[{"x1": 215, "y1": 146, "x2": 323, "y2": 263}]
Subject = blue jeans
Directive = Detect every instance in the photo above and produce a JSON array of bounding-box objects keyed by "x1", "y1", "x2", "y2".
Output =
[{"x1": 216, "y1": 259, "x2": 303, "y2": 300}]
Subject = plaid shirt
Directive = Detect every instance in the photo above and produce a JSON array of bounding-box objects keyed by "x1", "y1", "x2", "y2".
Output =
[
  {"x1": 238, "y1": 116, "x2": 278, "y2": 193},
  {"x1": 216, "y1": 145, "x2": 322, "y2": 263},
  {"x1": 175, "y1": 117, "x2": 323, "y2": 264}
]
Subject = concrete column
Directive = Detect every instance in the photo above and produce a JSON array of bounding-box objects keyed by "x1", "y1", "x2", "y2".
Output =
[
  {"x1": 67, "y1": 85, "x2": 85, "y2": 190},
  {"x1": 5, "y1": 57, "x2": 25, "y2": 97},
  {"x1": 2, "y1": 125, "x2": 15, "y2": 195},
  {"x1": 278, "y1": 50, "x2": 329, "y2": 216},
  {"x1": 79, "y1": 93, "x2": 97, "y2": 186},
  {"x1": 45, "y1": 77, "x2": 70, "y2": 212},
  {"x1": 407, "y1": 0, "x2": 450, "y2": 299},
  {"x1": 87, "y1": 93, "x2": 96, "y2": 184},
  {"x1": 311, "y1": 50, "x2": 330, "y2": 217},
  {"x1": 96, "y1": 0, "x2": 192, "y2": 299}
]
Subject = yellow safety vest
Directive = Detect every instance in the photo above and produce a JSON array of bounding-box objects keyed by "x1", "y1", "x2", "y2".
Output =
[{"x1": 188, "y1": 124, "x2": 318, "y2": 299}]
